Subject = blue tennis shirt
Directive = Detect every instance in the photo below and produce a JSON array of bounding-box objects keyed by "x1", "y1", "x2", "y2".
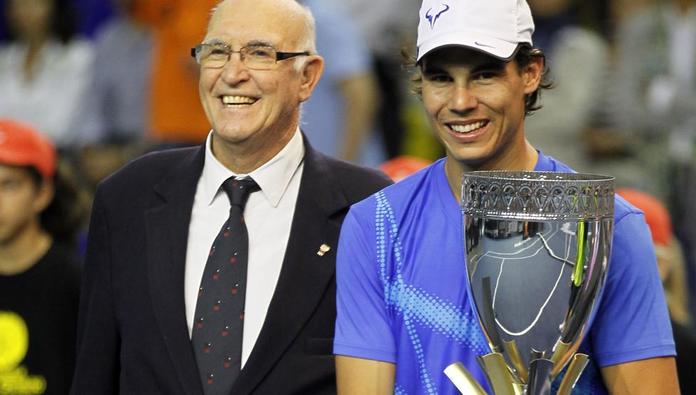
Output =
[{"x1": 334, "y1": 153, "x2": 675, "y2": 394}]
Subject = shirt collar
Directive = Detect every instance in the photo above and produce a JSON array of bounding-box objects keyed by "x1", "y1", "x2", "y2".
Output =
[
  {"x1": 200, "y1": 128, "x2": 305, "y2": 207},
  {"x1": 533, "y1": 150, "x2": 561, "y2": 172}
]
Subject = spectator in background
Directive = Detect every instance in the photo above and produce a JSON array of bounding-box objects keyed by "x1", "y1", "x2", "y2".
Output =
[
  {"x1": 524, "y1": 0, "x2": 610, "y2": 171},
  {"x1": 614, "y1": 0, "x2": 696, "y2": 156},
  {"x1": 75, "y1": 0, "x2": 153, "y2": 146},
  {"x1": 571, "y1": 0, "x2": 659, "y2": 203},
  {"x1": 332, "y1": 0, "x2": 421, "y2": 159},
  {"x1": 0, "y1": 0, "x2": 93, "y2": 150},
  {"x1": 0, "y1": 119, "x2": 86, "y2": 395},
  {"x1": 300, "y1": 0, "x2": 379, "y2": 163},
  {"x1": 70, "y1": 0, "x2": 115, "y2": 39},
  {"x1": 614, "y1": 0, "x2": 696, "y2": 318},
  {"x1": 132, "y1": 0, "x2": 218, "y2": 146},
  {"x1": 72, "y1": 0, "x2": 152, "y2": 191},
  {"x1": 617, "y1": 188, "x2": 696, "y2": 395},
  {"x1": 0, "y1": 5, "x2": 8, "y2": 40}
]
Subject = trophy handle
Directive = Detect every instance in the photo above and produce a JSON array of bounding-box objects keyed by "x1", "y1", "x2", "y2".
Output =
[
  {"x1": 444, "y1": 362, "x2": 487, "y2": 395},
  {"x1": 502, "y1": 339, "x2": 528, "y2": 383},
  {"x1": 479, "y1": 353, "x2": 523, "y2": 395},
  {"x1": 445, "y1": 353, "x2": 525, "y2": 395}
]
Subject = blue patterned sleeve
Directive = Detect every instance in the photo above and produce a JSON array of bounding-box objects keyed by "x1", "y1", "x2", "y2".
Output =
[
  {"x1": 589, "y1": 207, "x2": 676, "y2": 367},
  {"x1": 334, "y1": 199, "x2": 397, "y2": 363}
]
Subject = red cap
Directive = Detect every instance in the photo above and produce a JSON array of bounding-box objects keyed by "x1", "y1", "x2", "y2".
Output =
[
  {"x1": 0, "y1": 119, "x2": 57, "y2": 180},
  {"x1": 616, "y1": 188, "x2": 672, "y2": 246}
]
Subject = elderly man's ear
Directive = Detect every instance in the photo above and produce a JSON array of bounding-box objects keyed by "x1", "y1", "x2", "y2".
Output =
[{"x1": 298, "y1": 55, "x2": 324, "y2": 102}]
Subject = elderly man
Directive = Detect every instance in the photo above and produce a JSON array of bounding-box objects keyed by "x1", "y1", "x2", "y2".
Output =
[
  {"x1": 70, "y1": 0, "x2": 390, "y2": 394},
  {"x1": 333, "y1": 0, "x2": 679, "y2": 394}
]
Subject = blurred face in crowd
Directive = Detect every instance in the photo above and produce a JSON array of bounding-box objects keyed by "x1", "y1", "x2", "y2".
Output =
[
  {"x1": 198, "y1": 0, "x2": 323, "y2": 170},
  {"x1": 6, "y1": 0, "x2": 53, "y2": 43},
  {"x1": 527, "y1": 0, "x2": 572, "y2": 17},
  {"x1": 0, "y1": 165, "x2": 52, "y2": 245},
  {"x1": 420, "y1": 47, "x2": 542, "y2": 170}
]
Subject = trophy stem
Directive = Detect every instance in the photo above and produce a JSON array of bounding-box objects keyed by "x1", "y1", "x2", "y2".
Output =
[
  {"x1": 549, "y1": 339, "x2": 573, "y2": 376},
  {"x1": 556, "y1": 354, "x2": 589, "y2": 395},
  {"x1": 527, "y1": 358, "x2": 554, "y2": 395}
]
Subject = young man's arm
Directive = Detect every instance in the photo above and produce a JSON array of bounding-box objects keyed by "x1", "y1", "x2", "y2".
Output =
[
  {"x1": 334, "y1": 203, "x2": 398, "y2": 393},
  {"x1": 592, "y1": 209, "x2": 679, "y2": 394},
  {"x1": 601, "y1": 357, "x2": 680, "y2": 395},
  {"x1": 336, "y1": 356, "x2": 395, "y2": 395}
]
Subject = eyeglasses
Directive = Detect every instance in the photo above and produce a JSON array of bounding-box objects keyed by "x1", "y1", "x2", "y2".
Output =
[{"x1": 191, "y1": 43, "x2": 310, "y2": 70}]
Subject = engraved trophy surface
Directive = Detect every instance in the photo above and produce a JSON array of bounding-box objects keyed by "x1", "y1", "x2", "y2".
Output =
[{"x1": 445, "y1": 171, "x2": 614, "y2": 395}]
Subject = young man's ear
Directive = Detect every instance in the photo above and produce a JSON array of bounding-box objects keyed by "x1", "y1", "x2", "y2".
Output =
[
  {"x1": 298, "y1": 55, "x2": 324, "y2": 103},
  {"x1": 33, "y1": 179, "x2": 55, "y2": 214},
  {"x1": 522, "y1": 55, "x2": 544, "y2": 94}
]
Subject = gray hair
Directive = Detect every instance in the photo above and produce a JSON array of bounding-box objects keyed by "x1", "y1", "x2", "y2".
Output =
[{"x1": 292, "y1": 2, "x2": 317, "y2": 71}]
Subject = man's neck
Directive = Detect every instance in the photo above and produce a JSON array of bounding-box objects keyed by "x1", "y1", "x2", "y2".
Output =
[
  {"x1": 211, "y1": 126, "x2": 298, "y2": 174},
  {"x1": 0, "y1": 225, "x2": 52, "y2": 276},
  {"x1": 445, "y1": 140, "x2": 539, "y2": 202}
]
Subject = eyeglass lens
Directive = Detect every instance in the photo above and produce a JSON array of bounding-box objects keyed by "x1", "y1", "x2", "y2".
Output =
[{"x1": 197, "y1": 44, "x2": 278, "y2": 70}]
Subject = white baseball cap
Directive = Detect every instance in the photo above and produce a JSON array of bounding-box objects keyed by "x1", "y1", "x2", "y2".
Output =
[{"x1": 416, "y1": 0, "x2": 535, "y2": 62}]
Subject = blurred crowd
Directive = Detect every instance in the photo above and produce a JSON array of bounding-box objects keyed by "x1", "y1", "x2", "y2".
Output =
[{"x1": 0, "y1": 0, "x2": 695, "y2": 391}]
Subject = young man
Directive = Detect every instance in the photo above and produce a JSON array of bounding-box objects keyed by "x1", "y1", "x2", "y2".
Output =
[
  {"x1": 333, "y1": 0, "x2": 679, "y2": 394},
  {"x1": 70, "y1": 0, "x2": 390, "y2": 394},
  {"x1": 0, "y1": 119, "x2": 83, "y2": 395}
]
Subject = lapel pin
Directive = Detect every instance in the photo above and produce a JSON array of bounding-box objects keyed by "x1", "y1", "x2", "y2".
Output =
[{"x1": 317, "y1": 244, "x2": 331, "y2": 256}]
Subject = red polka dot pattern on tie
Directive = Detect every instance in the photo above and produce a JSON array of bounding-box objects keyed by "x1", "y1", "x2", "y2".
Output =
[{"x1": 191, "y1": 177, "x2": 259, "y2": 394}]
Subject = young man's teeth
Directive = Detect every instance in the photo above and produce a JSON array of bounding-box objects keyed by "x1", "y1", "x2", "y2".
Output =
[
  {"x1": 451, "y1": 121, "x2": 485, "y2": 134},
  {"x1": 222, "y1": 95, "x2": 256, "y2": 105}
]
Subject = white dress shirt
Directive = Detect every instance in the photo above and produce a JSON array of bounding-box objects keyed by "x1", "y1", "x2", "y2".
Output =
[{"x1": 185, "y1": 130, "x2": 305, "y2": 367}]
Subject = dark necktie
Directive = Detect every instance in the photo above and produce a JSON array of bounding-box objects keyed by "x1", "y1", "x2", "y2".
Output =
[{"x1": 192, "y1": 177, "x2": 259, "y2": 394}]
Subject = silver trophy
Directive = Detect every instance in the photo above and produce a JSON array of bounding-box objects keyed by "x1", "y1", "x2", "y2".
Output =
[{"x1": 445, "y1": 171, "x2": 614, "y2": 395}]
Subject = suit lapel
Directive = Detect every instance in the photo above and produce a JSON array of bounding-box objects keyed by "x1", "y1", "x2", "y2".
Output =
[
  {"x1": 231, "y1": 144, "x2": 349, "y2": 394},
  {"x1": 145, "y1": 147, "x2": 205, "y2": 395}
]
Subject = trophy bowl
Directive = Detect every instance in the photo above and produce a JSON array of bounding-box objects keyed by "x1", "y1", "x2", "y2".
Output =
[{"x1": 445, "y1": 171, "x2": 614, "y2": 395}]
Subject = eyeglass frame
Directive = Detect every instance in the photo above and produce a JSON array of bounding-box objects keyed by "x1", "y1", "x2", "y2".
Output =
[{"x1": 190, "y1": 42, "x2": 311, "y2": 70}]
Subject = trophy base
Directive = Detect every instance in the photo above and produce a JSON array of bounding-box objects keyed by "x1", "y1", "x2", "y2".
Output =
[{"x1": 444, "y1": 352, "x2": 589, "y2": 395}]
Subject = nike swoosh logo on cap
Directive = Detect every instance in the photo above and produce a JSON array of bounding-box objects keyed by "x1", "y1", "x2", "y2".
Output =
[{"x1": 474, "y1": 41, "x2": 495, "y2": 48}]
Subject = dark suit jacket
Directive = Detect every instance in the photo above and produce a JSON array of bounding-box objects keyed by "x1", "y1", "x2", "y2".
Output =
[{"x1": 71, "y1": 140, "x2": 391, "y2": 394}]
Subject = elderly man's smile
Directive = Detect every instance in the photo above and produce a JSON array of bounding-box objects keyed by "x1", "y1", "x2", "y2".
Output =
[{"x1": 220, "y1": 95, "x2": 259, "y2": 106}]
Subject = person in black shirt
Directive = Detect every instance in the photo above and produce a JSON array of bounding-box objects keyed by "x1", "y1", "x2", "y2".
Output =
[{"x1": 0, "y1": 119, "x2": 86, "y2": 395}]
